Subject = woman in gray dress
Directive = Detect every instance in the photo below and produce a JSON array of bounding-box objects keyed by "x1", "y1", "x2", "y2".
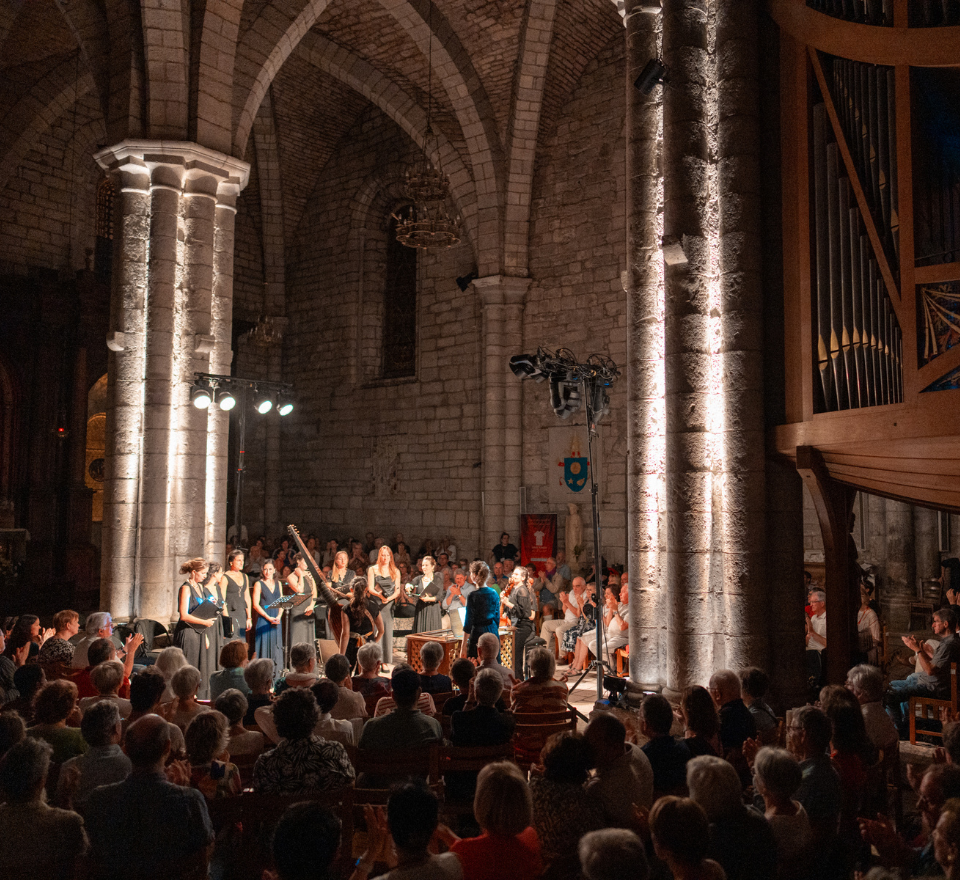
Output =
[
  {"x1": 367, "y1": 545, "x2": 401, "y2": 663},
  {"x1": 285, "y1": 552, "x2": 318, "y2": 650},
  {"x1": 411, "y1": 555, "x2": 444, "y2": 634}
]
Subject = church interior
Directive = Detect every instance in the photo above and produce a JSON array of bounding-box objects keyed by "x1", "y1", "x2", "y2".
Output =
[{"x1": 1, "y1": 0, "x2": 960, "y2": 706}]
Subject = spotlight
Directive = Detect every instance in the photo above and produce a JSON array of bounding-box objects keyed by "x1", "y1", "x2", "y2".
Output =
[
  {"x1": 591, "y1": 382, "x2": 611, "y2": 425},
  {"x1": 191, "y1": 380, "x2": 212, "y2": 409},
  {"x1": 215, "y1": 387, "x2": 237, "y2": 411},
  {"x1": 253, "y1": 389, "x2": 274, "y2": 414},
  {"x1": 277, "y1": 392, "x2": 294, "y2": 417},
  {"x1": 634, "y1": 57, "x2": 669, "y2": 94},
  {"x1": 509, "y1": 354, "x2": 545, "y2": 381},
  {"x1": 550, "y1": 374, "x2": 582, "y2": 420}
]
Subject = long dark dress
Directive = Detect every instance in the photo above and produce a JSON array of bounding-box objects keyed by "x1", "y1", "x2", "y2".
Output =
[
  {"x1": 286, "y1": 572, "x2": 317, "y2": 649},
  {"x1": 254, "y1": 578, "x2": 284, "y2": 682},
  {"x1": 412, "y1": 573, "x2": 444, "y2": 633},
  {"x1": 326, "y1": 569, "x2": 356, "y2": 641},
  {"x1": 346, "y1": 598, "x2": 381, "y2": 666},
  {"x1": 463, "y1": 585, "x2": 501, "y2": 658},
  {"x1": 371, "y1": 572, "x2": 398, "y2": 661},
  {"x1": 221, "y1": 571, "x2": 249, "y2": 642},
  {"x1": 173, "y1": 581, "x2": 221, "y2": 699},
  {"x1": 506, "y1": 584, "x2": 536, "y2": 678}
]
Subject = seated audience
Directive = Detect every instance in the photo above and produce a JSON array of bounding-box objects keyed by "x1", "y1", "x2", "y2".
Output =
[
  {"x1": 419, "y1": 640, "x2": 453, "y2": 694},
  {"x1": 276, "y1": 642, "x2": 320, "y2": 694},
  {"x1": 243, "y1": 657, "x2": 276, "y2": 724},
  {"x1": 752, "y1": 746, "x2": 812, "y2": 876},
  {"x1": 72, "y1": 611, "x2": 114, "y2": 668},
  {"x1": 253, "y1": 688, "x2": 355, "y2": 794},
  {"x1": 155, "y1": 645, "x2": 188, "y2": 706},
  {"x1": 353, "y1": 781, "x2": 462, "y2": 880},
  {"x1": 214, "y1": 688, "x2": 265, "y2": 756},
  {"x1": 209, "y1": 639, "x2": 251, "y2": 699},
  {"x1": 125, "y1": 667, "x2": 186, "y2": 757},
  {"x1": 640, "y1": 693, "x2": 691, "y2": 796},
  {"x1": 271, "y1": 801, "x2": 343, "y2": 880},
  {"x1": 846, "y1": 663, "x2": 899, "y2": 755},
  {"x1": 787, "y1": 705, "x2": 841, "y2": 854},
  {"x1": 739, "y1": 666, "x2": 778, "y2": 741},
  {"x1": 358, "y1": 666, "x2": 442, "y2": 750},
  {"x1": 4, "y1": 663, "x2": 44, "y2": 722},
  {"x1": 451, "y1": 668, "x2": 515, "y2": 747},
  {"x1": 934, "y1": 797, "x2": 960, "y2": 880},
  {"x1": 649, "y1": 796, "x2": 724, "y2": 880},
  {"x1": 185, "y1": 709, "x2": 241, "y2": 799},
  {"x1": 709, "y1": 668, "x2": 757, "y2": 757},
  {"x1": 324, "y1": 654, "x2": 368, "y2": 721},
  {"x1": 585, "y1": 712, "x2": 653, "y2": 826},
  {"x1": 0, "y1": 737, "x2": 88, "y2": 879},
  {"x1": 85, "y1": 714, "x2": 214, "y2": 879},
  {"x1": 441, "y1": 761, "x2": 542, "y2": 880},
  {"x1": 680, "y1": 685, "x2": 721, "y2": 758},
  {"x1": 687, "y1": 754, "x2": 777, "y2": 880},
  {"x1": 578, "y1": 829, "x2": 648, "y2": 880},
  {"x1": 0, "y1": 711, "x2": 26, "y2": 759},
  {"x1": 79, "y1": 659, "x2": 133, "y2": 719},
  {"x1": 374, "y1": 662, "x2": 439, "y2": 718},
  {"x1": 475, "y1": 633, "x2": 517, "y2": 689},
  {"x1": 352, "y1": 642, "x2": 392, "y2": 716},
  {"x1": 75, "y1": 637, "x2": 133, "y2": 700},
  {"x1": 257, "y1": 679, "x2": 355, "y2": 747},
  {"x1": 530, "y1": 732, "x2": 605, "y2": 879},
  {"x1": 56, "y1": 700, "x2": 131, "y2": 813},
  {"x1": 27, "y1": 679, "x2": 86, "y2": 762},
  {"x1": 510, "y1": 647, "x2": 568, "y2": 713},
  {"x1": 168, "y1": 665, "x2": 206, "y2": 729},
  {"x1": 444, "y1": 659, "x2": 477, "y2": 717}
]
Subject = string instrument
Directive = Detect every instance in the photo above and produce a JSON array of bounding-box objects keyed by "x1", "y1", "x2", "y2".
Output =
[{"x1": 286, "y1": 524, "x2": 347, "y2": 644}]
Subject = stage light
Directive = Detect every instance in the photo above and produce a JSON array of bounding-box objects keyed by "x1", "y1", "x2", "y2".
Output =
[
  {"x1": 509, "y1": 354, "x2": 544, "y2": 381},
  {"x1": 634, "y1": 57, "x2": 669, "y2": 94},
  {"x1": 591, "y1": 383, "x2": 611, "y2": 425},
  {"x1": 216, "y1": 387, "x2": 237, "y2": 411},
  {"x1": 277, "y1": 392, "x2": 294, "y2": 416},
  {"x1": 253, "y1": 389, "x2": 274, "y2": 414},
  {"x1": 550, "y1": 374, "x2": 582, "y2": 420},
  {"x1": 191, "y1": 380, "x2": 212, "y2": 409}
]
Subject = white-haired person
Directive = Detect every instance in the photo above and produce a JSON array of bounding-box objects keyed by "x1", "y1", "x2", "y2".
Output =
[
  {"x1": 242, "y1": 658, "x2": 276, "y2": 726},
  {"x1": 185, "y1": 710, "x2": 241, "y2": 799},
  {"x1": 154, "y1": 645, "x2": 188, "y2": 707},
  {"x1": 71, "y1": 611, "x2": 115, "y2": 669},
  {"x1": 752, "y1": 746, "x2": 812, "y2": 874},
  {"x1": 511, "y1": 647, "x2": 568, "y2": 713},
  {"x1": 579, "y1": 829, "x2": 648, "y2": 880},
  {"x1": 846, "y1": 662, "x2": 899, "y2": 755},
  {"x1": 419, "y1": 640, "x2": 453, "y2": 695},
  {"x1": 352, "y1": 641, "x2": 392, "y2": 716}
]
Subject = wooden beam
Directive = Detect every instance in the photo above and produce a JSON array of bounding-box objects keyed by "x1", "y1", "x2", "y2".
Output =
[
  {"x1": 918, "y1": 341, "x2": 960, "y2": 391},
  {"x1": 915, "y1": 263, "x2": 960, "y2": 285}
]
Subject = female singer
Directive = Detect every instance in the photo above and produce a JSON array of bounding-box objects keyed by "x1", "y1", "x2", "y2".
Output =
[
  {"x1": 173, "y1": 558, "x2": 221, "y2": 698},
  {"x1": 367, "y1": 545, "x2": 401, "y2": 662},
  {"x1": 327, "y1": 551, "x2": 356, "y2": 654},
  {"x1": 501, "y1": 567, "x2": 536, "y2": 678},
  {"x1": 459, "y1": 560, "x2": 501, "y2": 660},
  {"x1": 286, "y1": 552, "x2": 318, "y2": 647},
  {"x1": 410, "y1": 555, "x2": 444, "y2": 634},
  {"x1": 346, "y1": 579, "x2": 384, "y2": 667},
  {"x1": 252, "y1": 560, "x2": 284, "y2": 679},
  {"x1": 219, "y1": 549, "x2": 252, "y2": 642}
]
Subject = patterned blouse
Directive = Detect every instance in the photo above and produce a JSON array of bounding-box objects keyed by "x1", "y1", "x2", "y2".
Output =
[{"x1": 252, "y1": 735, "x2": 355, "y2": 795}]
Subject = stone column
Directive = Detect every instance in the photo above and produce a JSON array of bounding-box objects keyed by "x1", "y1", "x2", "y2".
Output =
[
  {"x1": 885, "y1": 498, "x2": 916, "y2": 630},
  {"x1": 474, "y1": 275, "x2": 529, "y2": 557},
  {"x1": 95, "y1": 141, "x2": 249, "y2": 622},
  {"x1": 624, "y1": 0, "x2": 667, "y2": 689}
]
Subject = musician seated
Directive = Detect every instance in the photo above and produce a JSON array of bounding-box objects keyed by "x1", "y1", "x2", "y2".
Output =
[
  {"x1": 322, "y1": 654, "x2": 367, "y2": 722},
  {"x1": 352, "y1": 642, "x2": 392, "y2": 717},
  {"x1": 275, "y1": 643, "x2": 319, "y2": 695},
  {"x1": 419, "y1": 641, "x2": 453, "y2": 695}
]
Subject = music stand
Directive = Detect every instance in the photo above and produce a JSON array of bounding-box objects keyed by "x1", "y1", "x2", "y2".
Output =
[{"x1": 267, "y1": 593, "x2": 311, "y2": 672}]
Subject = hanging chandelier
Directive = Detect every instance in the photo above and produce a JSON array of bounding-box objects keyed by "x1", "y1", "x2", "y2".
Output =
[
  {"x1": 394, "y1": 6, "x2": 461, "y2": 249},
  {"x1": 246, "y1": 314, "x2": 282, "y2": 350}
]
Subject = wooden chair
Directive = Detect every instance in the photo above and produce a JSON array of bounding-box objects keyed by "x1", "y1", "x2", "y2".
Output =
[
  {"x1": 206, "y1": 786, "x2": 354, "y2": 880},
  {"x1": 352, "y1": 744, "x2": 441, "y2": 787},
  {"x1": 909, "y1": 663, "x2": 958, "y2": 744},
  {"x1": 614, "y1": 646, "x2": 629, "y2": 676},
  {"x1": 439, "y1": 742, "x2": 515, "y2": 819},
  {"x1": 431, "y1": 691, "x2": 456, "y2": 715},
  {"x1": 511, "y1": 707, "x2": 578, "y2": 767}
]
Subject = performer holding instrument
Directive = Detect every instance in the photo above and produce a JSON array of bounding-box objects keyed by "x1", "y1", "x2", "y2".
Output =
[
  {"x1": 345, "y1": 580, "x2": 384, "y2": 667},
  {"x1": 459, "y1": 560, "x2": 500, "y2": 660},
  {"x1": 326, "y1": 551, "x2": 355, "y2": 653},
  {"x1": 368, "y1": 545, "x2": 401, "y2": 662},
  {"x1": 410, "y1": 555, "x2": 443, "y2": 634}
]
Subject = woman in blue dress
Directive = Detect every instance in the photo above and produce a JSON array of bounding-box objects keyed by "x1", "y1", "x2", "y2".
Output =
[
  {"x1": 252, "y1": 559, "x2": 284, "y2": 681},
  {"x1": 173, "y1": 557, "x2": 221, "y2": 698},
  {"x1": 459, "y1": 560, "x2": 501, "y2": 659}
]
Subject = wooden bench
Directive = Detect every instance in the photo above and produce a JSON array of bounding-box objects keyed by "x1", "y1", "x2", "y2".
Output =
[{"x1": 909, "y1": 662, "x2": 958, "y2": 745}]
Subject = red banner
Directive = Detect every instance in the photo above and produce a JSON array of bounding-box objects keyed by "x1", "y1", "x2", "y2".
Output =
[{"x1": 520, "y1": 514, "x2": 557, "y2": 569}]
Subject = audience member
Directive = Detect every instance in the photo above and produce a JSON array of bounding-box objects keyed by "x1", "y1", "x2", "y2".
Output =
[
  {"x1": 0, "y1": 737, "x2": 88, "y2": 879},
  {"x1": 79, "y1": 659, "x2": 133, "y2": 719},
  {"x1": 126, "y1": 666, "x2": 186, "y2": 756},
  {"x1": 325, "y1": 654, "x2": 368, "y2": 721},
  {"x1": 4, "y1": 662, "x2": 44, "y2": 722},
  {"x1": 75, "y1": 637, "x2": 132, "y2": 700},
  {"x1": 243, "y1": 657, "x2": 276, "y2": 724},
  {"x1": 271, "y1": 801, "x2": 343, "y2": 880},
  {"x1": 374, "y1": 662, "x2": 439, "y2": 718},
  {"x1": 185, "y1": 709, "x2": 242, "y2": 798},
  {"x1": 37, "y1": 608, "x2": 80, "y2": 672},
  {"x1": 444, "y1": 659, "x2": 477, "y2": 717},
  {"x1": 276, "y1": 642, "x2": 320, "y2": 694},
  {"x1": 752, "y1": 746, "x2": 812, "y2": 876},
  {"x1": 540, "y1": 580, "x2": 581, "y2": 654},
  {"x1": 353, "y1": 642, "x2": 392, "y2": 715},
  {"x1": 253, "y1": 688, "x2": 355, "y2": 794},
  {"x1": 0, "y1": 710, "x2": 26, "y2": 759},
  {"x1": 649, "y1": 796, "x2": 724, "y2": 880},
  {"x1": 56, "y1": 700, "x2": 131, "y2": 813},
  {"x1": 680, "y1": 685, "x2": 721, "y2": 758},
  {"x1": 578, "y1": 829, "x2": 648, "y2": 880},
  {"x1": 72, "y1": 611, "x2": 114, "y2": 668},
  {"x1": 585, "y1": 711, "x2": 653, "y2": 826},
  {"x1": 359, "y1": 666, "x2": 442, "y2": 750},
  {"x1": 214, "y1": 688, "x2": 265, "y2": 756},
  {"x1": 209, "y1": 639, "x2": 251, "y2": 699},
  {"x1": 155, "y1": 645, "x2": 189, "y2": 706},
  {"x1": 476, "y1": 632, "x2": 516, "y2": 689},
  {"x1": 640, "y1": 693, "x2": 690, "y2": 796},
  {"x1": 85, "y1": 714, "x2": 214, "y2": 878},
  {"x1": 510, "y1": 647, "x2": 568, "y2": 713},
  {"x1": 257, "y1": 678, "x2": 355, "y2": 747},
  {"x1": 530, "y1": 731, "x2": 604, "y2": 878},
  {"x1": 846, "y1": 663, "x2": 899, "y2": 755},
  {"x1": 168, "y1": 665, "x2": 206, "y2": 729},
  {"x1": 451, "y1": 668, "x2": 515, "y2": 747},
  {"x1": 805, "y1": 590, "x2": 827, "y2": 694},
  {"x1": 419, "y1": 641, "x2": 453, "y2": 694},
  {"x1": 933, "y1": 796, "x2": 960, "y2": 880},
  {"x1": 709, "y1": 668, "x2": 757, "y2": 754},
  {"x1": 442, "y1": 761, "x2": 542, "y2": 880},
  {"x1": 739, "y1": 666, "x2": 778, "y2": 740},
  {"x1": 28, "y1": 679, "x2": 86, "y2": 762}
]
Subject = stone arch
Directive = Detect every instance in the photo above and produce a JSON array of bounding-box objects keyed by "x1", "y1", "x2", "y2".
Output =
[
  {"x1": 53, "y1": 0, "x2": 112, "y2": 120},
  {"x1": 298, "y1": 31, "x2": 478, "y2": 260},
  {"x1": 195, "y1": 0, "x2": 244, "y2": 153},
  {"x1": 140, "y1": 0, "x2": 188, "y2": 137},
  {"x1": 103, "y1": 0, "x2": 145, "y2": 140}
]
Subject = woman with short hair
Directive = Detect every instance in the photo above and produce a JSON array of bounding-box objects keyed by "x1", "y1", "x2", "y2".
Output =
[
  {"x1": 185, "y1": 710, "x2": 241, "y2": 799},
  {"x1": 242, "y1": 658, "x2": 276, "y2": 726},
  {"x1": 411, "y1": 555, "x2": 444, "y2": 634},
  {"x1": 27, "y1": 679, "x2": 86, "y2": 763},
  {"x1": 168, "y1": 666, "x2": 205, "y2": 730},
  {"x1": 649, "y1": 796, "x2": 725, "y2": 880},
  {"x1": 209, "y1": 639, "x2": 251, "y2": 699},
  {"x1": 213, "y1": 688, "x2": 264, "y2": 756}
]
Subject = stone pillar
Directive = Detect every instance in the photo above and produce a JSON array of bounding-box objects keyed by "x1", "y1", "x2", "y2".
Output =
[
  {"x1": 915, "y1": 506, "x2": 940, "y2": 594},
  {"x1": 624, "y1": 0, "x2": 667, "y2": 689},
  {"x1": 885, "y1": 498, "x2": 916, "y2": 630},
  {"x1": 474, "y1": 275, "x2": 529, "y2": 557},
  {"x1": 95, "y1": 141, "x2": 249, "y2": 622}
]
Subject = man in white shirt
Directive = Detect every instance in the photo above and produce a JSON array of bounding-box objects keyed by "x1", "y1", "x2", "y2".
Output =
[
  {"x1": 805, "y1": 590, "x2": 827, "y2": 694},
  {"x1": 540, "y1": 577, "x2": 584, "y2": 655}
]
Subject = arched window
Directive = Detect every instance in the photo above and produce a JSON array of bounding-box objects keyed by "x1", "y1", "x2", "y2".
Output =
[
  {"x1": 94, "y1": 176, "x2": 115, "y2": 286},
  {"x1": 381, "y1": 213, "x2": 418, "y2": 379}
]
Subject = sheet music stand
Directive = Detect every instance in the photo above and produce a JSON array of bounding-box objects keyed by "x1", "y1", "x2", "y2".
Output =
[{"x1": 267, "y1": 592, "x2": 310, "y2": 672}]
